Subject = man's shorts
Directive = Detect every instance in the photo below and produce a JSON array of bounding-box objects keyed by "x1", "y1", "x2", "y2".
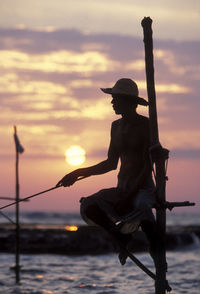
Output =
[{"x1": 80, "y1": 177, "x2": 156, "y2": 234}]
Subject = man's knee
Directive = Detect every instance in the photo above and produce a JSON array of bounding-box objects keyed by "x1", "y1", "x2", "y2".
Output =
[
  {"x1": 84, "y1": 204, "x2": 97, "y2": 219},
  {"x1": 141, "y1": 220, "x2": 157, "y2": 242}
]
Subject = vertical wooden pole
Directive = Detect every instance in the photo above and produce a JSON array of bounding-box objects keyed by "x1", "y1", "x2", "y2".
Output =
[
  {"x1": 141, "y1": 18, "x2": 159, "y2": 145},
  {"x1": 14, "y1": 126, "x2": 20, "y2": 284},
  {"x1": 141, "y1": 17, "x2": 167, "y2": 294}
]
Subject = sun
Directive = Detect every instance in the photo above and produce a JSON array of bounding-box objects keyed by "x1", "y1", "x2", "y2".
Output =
[{"x1": 65, "y1": 145, "x2": 86, "y2": 166}]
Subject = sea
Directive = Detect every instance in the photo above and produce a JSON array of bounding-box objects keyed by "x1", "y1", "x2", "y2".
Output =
[{"x1": 0, "y1": 211, "x2": 199, "y2": 294}]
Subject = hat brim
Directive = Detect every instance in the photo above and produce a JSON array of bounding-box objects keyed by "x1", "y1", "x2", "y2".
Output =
[{"x1": 100, "y1": 88, "x2": 148, "y2": 106}]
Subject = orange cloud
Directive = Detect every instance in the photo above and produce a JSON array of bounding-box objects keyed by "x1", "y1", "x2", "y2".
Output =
[
  {"x1": 137, "y1": 80, "x2": 191, "y2": 94},
  {"x1": 125, "y1": 59, "x2": 145, "y2": 71},
  {"x1": 0, "y1": 73, "x2": 67, "y2": 94},
  {"x1": 0, "y1": 50, "x2": 117, "y2": 74},
  {"x1": 154, "y1": 49, "x2": 198, "y2": 78}
]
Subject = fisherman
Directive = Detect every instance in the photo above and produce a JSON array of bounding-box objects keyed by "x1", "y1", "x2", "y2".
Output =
[{"x1": 57, "y1": 78, "x2": 157, "y2": 265}]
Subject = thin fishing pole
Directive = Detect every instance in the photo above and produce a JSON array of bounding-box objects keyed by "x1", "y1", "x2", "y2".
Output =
[
  {"x1": 0, "y1": 175, "x2": 88, "y2": 211},
  {"x1": 0, "y1": 186, "x2": 59, "y2": 210}
]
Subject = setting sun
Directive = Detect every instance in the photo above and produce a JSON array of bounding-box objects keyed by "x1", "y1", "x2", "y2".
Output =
[{"x1": 65, "y1": 145, "x2": 86, "y2": 166}]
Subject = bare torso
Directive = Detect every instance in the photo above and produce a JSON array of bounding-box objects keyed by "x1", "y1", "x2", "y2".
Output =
[{"x1": 109, "y1": 114, "x2": 150, "y2": 187}]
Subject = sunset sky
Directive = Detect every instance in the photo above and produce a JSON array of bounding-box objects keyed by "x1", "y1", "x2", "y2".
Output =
[{"x1": 0, "y1": 1, "x2": 199, "y2": 213}]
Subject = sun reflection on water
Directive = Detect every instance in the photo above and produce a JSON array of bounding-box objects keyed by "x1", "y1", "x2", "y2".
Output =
[
  {"x1": 64, "y1": 225, "x2": 78, "y2": 231},
  {"x1": 37, "y1": 274, "x2": 44, "y2": 279}
]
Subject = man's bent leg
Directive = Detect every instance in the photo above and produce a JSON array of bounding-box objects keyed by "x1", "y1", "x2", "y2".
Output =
[
  {"x1": 80, "y1": 198, "x2": 132, "y2": 265},
  {"x1": 83, "y1": 203, "x2": 114, "y2": 229},
  {"x1": 141, "y1": 219, "x2": 157, "y2": 265}
]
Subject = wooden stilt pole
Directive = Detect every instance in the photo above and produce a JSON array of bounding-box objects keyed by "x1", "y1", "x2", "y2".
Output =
[
  {"x1": 141, "y1": 17, "x2": 170, "y2": 294},
  {"x1": 115, "y1": 239, "x2": 171, "y2": 292}
]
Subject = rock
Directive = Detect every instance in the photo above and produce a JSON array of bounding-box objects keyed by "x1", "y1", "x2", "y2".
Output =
[{"x1": 0, "y1": 224, "x2": 199, "y2": 255}]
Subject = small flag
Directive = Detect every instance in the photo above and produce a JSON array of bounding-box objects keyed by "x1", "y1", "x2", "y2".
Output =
[{"x1": 14, "y1": 126, "x2": 24, "y2": 153}]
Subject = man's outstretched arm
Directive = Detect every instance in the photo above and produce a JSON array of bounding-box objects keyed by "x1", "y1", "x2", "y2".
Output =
[
  {"x1": 56, "y1": 158, "x2": 118, "y2": 187},
  {"x1": 56, "y1": 122, "x2": 119, "y2": 187}
]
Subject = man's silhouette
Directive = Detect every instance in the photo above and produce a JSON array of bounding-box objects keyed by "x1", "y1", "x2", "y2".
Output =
[{"x1": 57, "y1": 78, "x2": 157, "y2": 265}]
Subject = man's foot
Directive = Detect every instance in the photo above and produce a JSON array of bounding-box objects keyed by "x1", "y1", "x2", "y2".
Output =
[
  {"x1": 149, "y1": 248, "x2": 157, "y2": 266},
  {"x1": 118, "y1": 247, "x2": 128, "y2": 265},
  {"x1": 117, "y1": 234, "x2": 132, "y2": 266},
  {"x1": 107, "y1": 229, "x2": 132, "y2": 266}
]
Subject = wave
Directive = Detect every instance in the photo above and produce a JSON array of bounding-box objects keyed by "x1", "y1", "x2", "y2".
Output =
[
  {"x1": 1, "y1": 211, "x2": 199, "y2": 226},
  {"x1": 0, "y1": 211, "x2": 84, "y2": 225}
]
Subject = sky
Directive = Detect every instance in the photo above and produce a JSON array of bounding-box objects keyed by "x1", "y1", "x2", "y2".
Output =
[{"x1": 0, "y1": 0, "x2": 200, "y2": 213}]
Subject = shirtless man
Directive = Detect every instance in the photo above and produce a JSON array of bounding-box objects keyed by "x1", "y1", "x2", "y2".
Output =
[{"x1": 57, "y1": 78, "x2": 157, "y2": 265}]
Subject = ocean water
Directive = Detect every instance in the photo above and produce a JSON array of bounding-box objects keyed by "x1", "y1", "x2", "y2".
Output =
[
  {"x1": 1, "y1": 211, "x2": 200, "y2": 226},
  {"x1": 0, "y1": 249, "x2": 200, "y2": 294},
  {"x1": 0, "y1": 211, "x2": 199, "y2": 293}
]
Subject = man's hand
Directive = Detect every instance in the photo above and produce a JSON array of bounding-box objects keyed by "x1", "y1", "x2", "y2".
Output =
[{"x1": 56, "y1": 170, "x2": 80, "y2": 187}]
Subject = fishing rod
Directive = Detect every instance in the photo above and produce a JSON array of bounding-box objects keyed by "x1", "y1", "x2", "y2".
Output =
[
  {"x1": 0, "y1": 175, "x2": 88, "y2": 211},
  {"x1": 0, "y1": 186, "x2": 59, "y2": 210},
  {"x1": 0, "y1": 186, "x2": 59, "y2": 224}
]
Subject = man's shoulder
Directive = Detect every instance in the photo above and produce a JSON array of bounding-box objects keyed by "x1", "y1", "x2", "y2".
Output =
[
  {"x1": 111, "y1": 116, "x2": 149, "y2": 127},
  {"x1": 111, "y1": 118, "x2": 122, "y2": 127}
]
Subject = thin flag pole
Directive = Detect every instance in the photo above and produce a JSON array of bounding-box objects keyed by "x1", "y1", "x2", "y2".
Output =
[{"x1": 13, "y1": 125, "x2": 24, "y2": 284}]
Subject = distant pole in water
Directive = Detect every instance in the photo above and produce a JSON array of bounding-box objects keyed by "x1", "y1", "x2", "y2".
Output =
[
  {"x1": 142, "y1": 18, "x2": 170, "y2": 294},
  {"x1": 13, "y1": 126, "x2": 24, "y2": 284}
]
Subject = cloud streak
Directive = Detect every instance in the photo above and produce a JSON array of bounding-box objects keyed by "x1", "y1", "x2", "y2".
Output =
[
  {"x1": 0, "y1": 28, "x2": 199, "y2": 161},
  {"x1": 0, "y1": 1, "x2": 199, "y2": 41}
]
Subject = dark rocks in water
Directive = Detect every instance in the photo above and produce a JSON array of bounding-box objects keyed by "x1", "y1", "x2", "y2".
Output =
[
  {"x1": 0, "y1": 225, "x2": 115, "y2": 255},
  {"x1": 166, "y1": 225, "x2": 200, "y2": 250},
  {"x1": 0, "y1": 224, "x2": 199, "y2": 255}
]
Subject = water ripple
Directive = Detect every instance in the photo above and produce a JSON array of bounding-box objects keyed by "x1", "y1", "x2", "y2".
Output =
[{"x1": 0, "y1": 251, "x2": 199, "y2": 294}]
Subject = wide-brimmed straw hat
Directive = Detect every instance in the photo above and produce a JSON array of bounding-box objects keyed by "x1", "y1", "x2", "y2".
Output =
[{"x1": 101, "y1": 78, "x2": 148, "y2": 106}]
